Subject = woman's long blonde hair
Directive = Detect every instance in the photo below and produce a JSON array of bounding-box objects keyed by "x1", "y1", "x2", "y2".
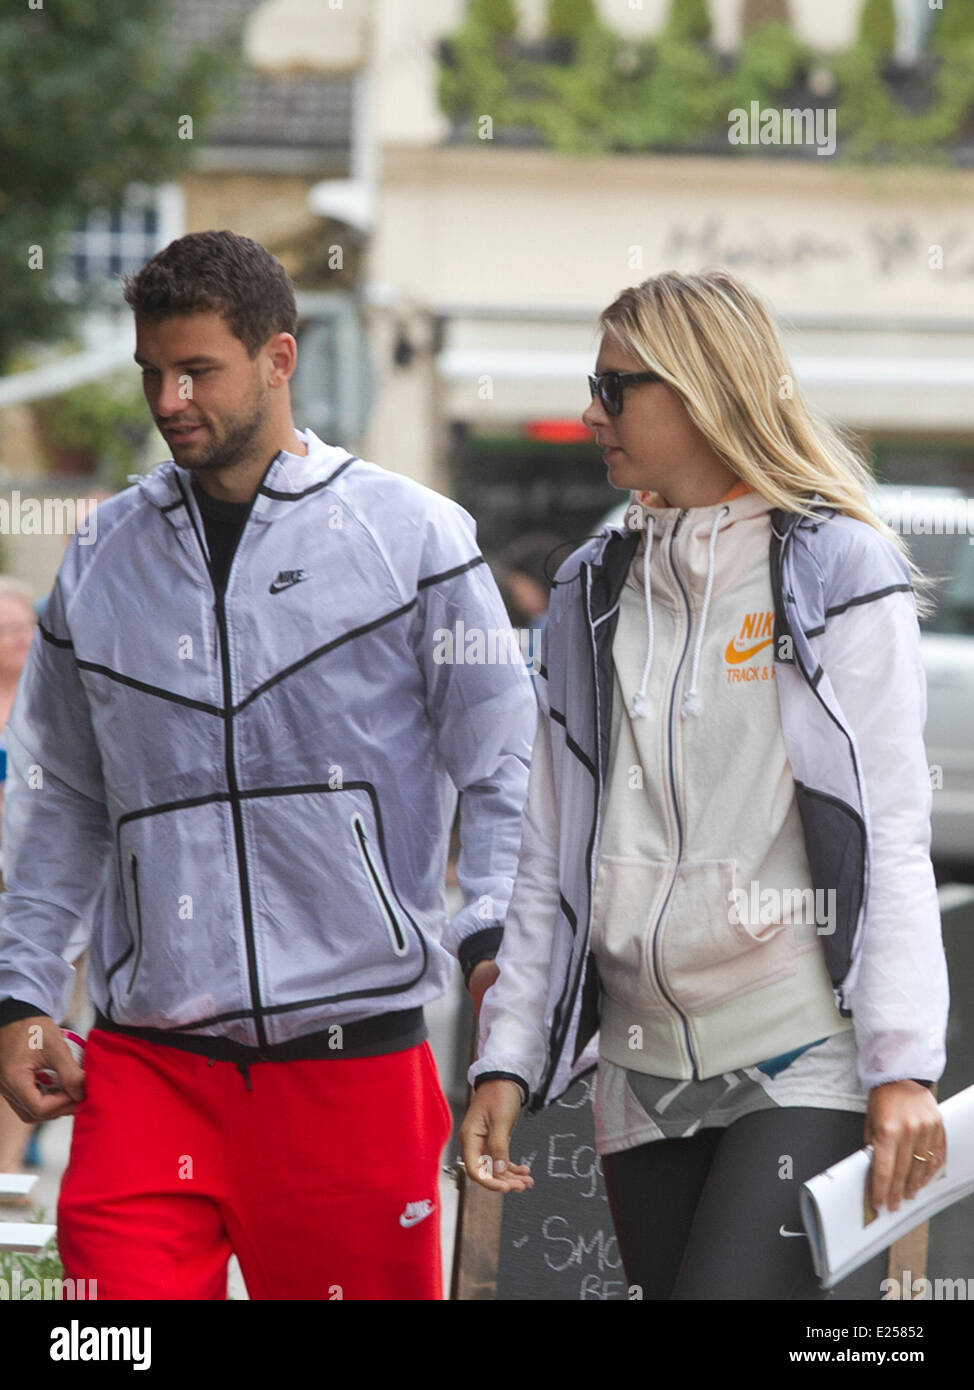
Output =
[{"x1": 598, "y1": 269, "x2": 922, "y2": 582}]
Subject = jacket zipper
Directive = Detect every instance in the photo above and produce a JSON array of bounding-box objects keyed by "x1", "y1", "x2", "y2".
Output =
[
  {"x1": 352, "y1": 813, "x2": 408, "y2": 956},
  {"x1": 647, "y1": 511, "x2": 700, "y2": 1077},
  {"x1": 177, "y1": 475, "x2": 270, "y2": 1053},
  {"x1": 125, "y1": 853, "x2": 144, "y2": 998}
]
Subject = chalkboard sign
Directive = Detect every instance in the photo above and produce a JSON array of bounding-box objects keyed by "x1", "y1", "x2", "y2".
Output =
[{"x1": 451, "y1": 1072, "x2": 629, "y2": 1300}]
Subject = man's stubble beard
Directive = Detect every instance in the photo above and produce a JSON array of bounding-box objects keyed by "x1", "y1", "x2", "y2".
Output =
[{"x1": 178, "y1": 386, "x2": 271, "y2": 476}]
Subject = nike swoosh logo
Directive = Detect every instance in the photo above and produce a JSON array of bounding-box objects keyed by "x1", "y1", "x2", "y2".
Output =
[
  {"x1": 399, "y1": 1209, "x2": 434, "y2": 1228},
  {"x1": 269, "y1": 577, "x2": 308, "y2": 594},
  {"x1": 725, "y1": 637, "x2": 774, "y2": 664},
  {"x1": 779, "y1": 1225, "x2": 808, "y2": 1238}
]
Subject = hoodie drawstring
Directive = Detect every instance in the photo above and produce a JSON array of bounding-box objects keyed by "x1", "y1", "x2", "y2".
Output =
[
  {"x1": 681, "y1": 506, "x2": 729, "y2": 719},
  {"x1": 627, "y1": 515, "x2": 655, "y2": 720},
  {"x1": 627, "y1": 505, "x2": 729, "y2": 721}
]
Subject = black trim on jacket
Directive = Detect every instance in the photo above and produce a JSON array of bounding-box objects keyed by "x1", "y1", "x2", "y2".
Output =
[
  {"x1": 458, "y1": 926, "x2": 504, "y2": 985},
  {"x1": 535, "y1": 529, "x2": 636, "y2": 1108},
  {"x1": 93, "y1": 1006, "x2": 426, "y2": 1062},
  {"x1": 258, "y1": 454, "x2": 357, "y2": 500},
  {"x1": 103, "y1": 777, "x2": 430, "y2": 1030}
]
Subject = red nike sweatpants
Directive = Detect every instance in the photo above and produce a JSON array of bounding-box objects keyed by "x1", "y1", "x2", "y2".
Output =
[{"x1": 57, "y1": 1028, "x2": 453, "y2": 1300}]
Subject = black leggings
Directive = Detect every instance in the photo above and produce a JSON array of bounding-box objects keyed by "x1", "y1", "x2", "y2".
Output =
[{"x1": 601, "y1": 1107, "x2": 889, "y2": 1300}]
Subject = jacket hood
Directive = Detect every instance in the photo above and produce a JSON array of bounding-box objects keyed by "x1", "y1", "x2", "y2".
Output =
[{"x1": 624, "y1": 481, "x2": 775, "y2": 719}]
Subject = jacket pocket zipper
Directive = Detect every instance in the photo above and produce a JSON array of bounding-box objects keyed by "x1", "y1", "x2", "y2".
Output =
[
  {"x1": 126, "y1": 853, "x2": 144, "y2": 997},
  {"x1": 351, "y1": 814, "x2": 408, "y2": 956}
]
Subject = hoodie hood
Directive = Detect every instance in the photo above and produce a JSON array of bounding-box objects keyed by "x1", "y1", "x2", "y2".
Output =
[{"x1": 624, "y1": 480, "x2": 776, "y2": 719}]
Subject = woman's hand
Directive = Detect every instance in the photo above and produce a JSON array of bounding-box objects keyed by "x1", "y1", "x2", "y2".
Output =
[
  {"x1": 864, "y1": 1080, "x2": 945, "y2": 1213},
  {"x1": 459, "y1": 1079, "x2": 535, "y2": 1194}
]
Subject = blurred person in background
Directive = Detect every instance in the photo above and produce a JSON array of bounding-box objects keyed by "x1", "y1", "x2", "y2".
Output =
[
  {"x1": 0, "y1": 577, "x2": 39, "y2": 1186},
  {"x1": 500, "y1": 531, "x2": 567, "y2": 686},
  {"x1": 500, "y1": 531, "x2": 565, "y2": 633}
]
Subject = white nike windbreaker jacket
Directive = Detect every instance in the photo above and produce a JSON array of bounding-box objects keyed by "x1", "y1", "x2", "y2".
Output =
[{"x1": 0, "y1": 432, "x2": 537, "y2": 1058}]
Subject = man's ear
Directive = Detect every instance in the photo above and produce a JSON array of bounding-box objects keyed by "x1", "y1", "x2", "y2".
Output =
[{"x1": 264, "y1": 332, "x2": 298, "y2": 387}]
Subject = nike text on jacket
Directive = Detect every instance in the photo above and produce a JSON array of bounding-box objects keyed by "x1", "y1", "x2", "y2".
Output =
[
  {"x1": 470, "y1": 502, "x2": 949, "y2": 1109},
  {"x1": 0, "y1": 432, "x2": 537, "y2": 1053}
]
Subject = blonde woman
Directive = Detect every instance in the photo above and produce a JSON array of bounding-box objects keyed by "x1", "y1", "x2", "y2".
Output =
[{"x1": 460, "y1": 270, "x2": 949, "y2": 1300}]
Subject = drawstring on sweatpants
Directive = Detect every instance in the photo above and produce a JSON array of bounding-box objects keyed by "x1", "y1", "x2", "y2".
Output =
[{"x1": 236, "y1": 1060, "x2": 253, "y2": 1092}]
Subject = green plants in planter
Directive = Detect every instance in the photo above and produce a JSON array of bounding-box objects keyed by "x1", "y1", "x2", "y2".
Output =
[
  {"x1": 546, "y1": 0, "x2": 599, "y2": 40},
  {"x1": 858, "y1": 0, "x2": 896, "y2": 56},
  {"x1": 834, "y1": 37, "x2": 974, "y2": 162},
  {"x1": 625, "y1": 38, "x2": 727, "y2": 150},
  {"x1": 437, "y1": 4, "x2": 974, "y2": 162},
  {"x1": 662, "y1": 0, "x2": 711, "y2": 45},
  {"x1": 724, "y1": 22, "x2": 811, "y2": 114},
  {"x1": 40, "y1": 369, "x2": 153, "y2": 488},
  {"x1": 506, "y1": 23, "x2": 619, "y2": 152},
  {"x1": 438, "y1": 11, "x2": 522, "y2": 134},
  {"x1": 930, "y1": 1, "x2": 974, "y2": 55},
  {"x1": 468, "y1": 0, "x2": 519, "y2": 38}
]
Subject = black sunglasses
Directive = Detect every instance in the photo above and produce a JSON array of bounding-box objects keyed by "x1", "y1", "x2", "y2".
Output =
[{"x1": 588, "y1": 370, "x2": 662, "y2": 416}]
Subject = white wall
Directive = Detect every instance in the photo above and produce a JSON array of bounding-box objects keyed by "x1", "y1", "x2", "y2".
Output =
[
  {"x1": 371, "y1": 0, "x2": 465, "y2": 147},
  {"x1": 361, "y1": 144, "x2": 974, "y2": 483},
  {"x1": 789, "y1": 0, "x2": 863, "y2": 51}
]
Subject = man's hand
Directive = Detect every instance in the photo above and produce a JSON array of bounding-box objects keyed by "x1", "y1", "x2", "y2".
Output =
[
  {"x1": 864, "y1": 1080, "x2": 945, "y2": 1214},
  {"x1": 467, "y1": 959, "x2": 499, "y2": 1017},
  {"x1": 0, "y1": 1015, "x2": 86, "y2": 1123},
  {"x1": 459, "y1": 1078, "x2": 534, "y2": 1194}
]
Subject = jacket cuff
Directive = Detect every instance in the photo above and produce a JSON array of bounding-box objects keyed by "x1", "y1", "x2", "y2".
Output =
[
  {"x1": 870, "y1": 1076, "x2": 936, "y2": 1089},
  {"x1": 474, "y1": 1070, "x2": 530, "y2": 1107},
  {"x1": 458, "y1": 925, "x2": 504, "y2": 986},
  {"x1": 0, "y1": 997, "x2": 48, "y2": 1029}
]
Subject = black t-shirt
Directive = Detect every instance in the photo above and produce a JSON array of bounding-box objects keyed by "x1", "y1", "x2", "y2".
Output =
[{"x1": 191, "y1": 478, "x2": 252, "y2": 591}]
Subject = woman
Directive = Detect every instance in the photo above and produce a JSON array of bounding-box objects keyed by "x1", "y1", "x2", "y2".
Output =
[{"x1": 460, "y1": 269, "x2": 949, "y2": 1300}]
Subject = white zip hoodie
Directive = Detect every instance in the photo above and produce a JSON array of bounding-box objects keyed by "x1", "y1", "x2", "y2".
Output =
[{"x1": 594, "y1": 481, "x2": 850, "y2": 1078}]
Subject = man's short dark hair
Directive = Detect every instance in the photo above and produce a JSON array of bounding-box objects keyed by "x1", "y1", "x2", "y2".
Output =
[{"x1": 122, "y1": 230, "x2": 298, "y2": 357}]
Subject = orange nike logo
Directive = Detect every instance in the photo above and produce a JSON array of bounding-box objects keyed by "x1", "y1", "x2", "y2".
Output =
[{"x1": 725, "y1": 637, "x2": 774, "y2": 664}]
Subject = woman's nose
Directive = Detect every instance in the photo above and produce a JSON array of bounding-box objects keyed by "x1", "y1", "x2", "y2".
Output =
[{"x1": 582, "y1": 395, "x2": 605, "y2": 430}]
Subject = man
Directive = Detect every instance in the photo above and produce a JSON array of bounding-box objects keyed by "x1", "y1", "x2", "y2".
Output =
[{"x1": 0, "y1": 230, "x2": 536, "y2": 1299}]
